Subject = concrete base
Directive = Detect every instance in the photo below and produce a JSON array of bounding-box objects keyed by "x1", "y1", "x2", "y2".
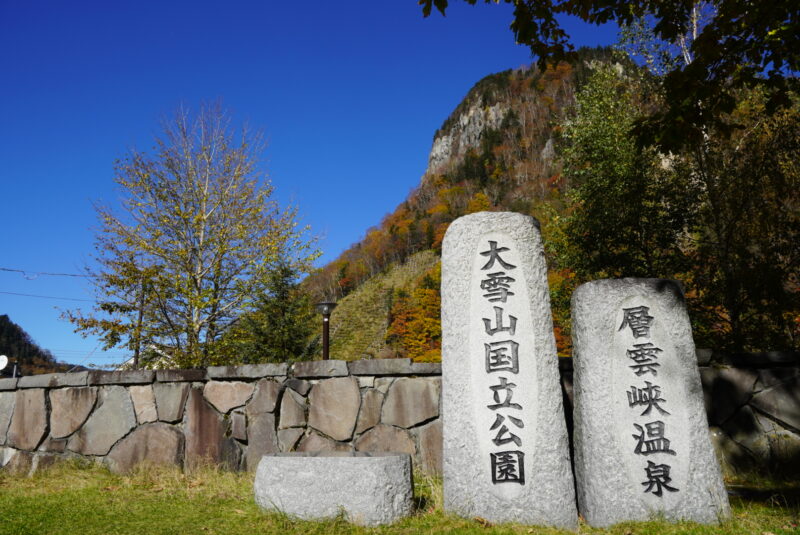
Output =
[{"x1": 253, "y1": 452, "x2": 413, "y2": 526}]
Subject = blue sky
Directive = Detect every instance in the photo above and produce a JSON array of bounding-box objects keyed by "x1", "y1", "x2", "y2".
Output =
[{"x1": 0, "y1": 1, "x2": 616, "y2": 369}]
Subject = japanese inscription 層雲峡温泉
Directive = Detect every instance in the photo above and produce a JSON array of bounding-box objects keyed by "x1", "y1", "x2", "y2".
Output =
[
  {"x1": 441, "y1": 212, "x2": 577, "y2": 529},
  {"x1": 571, "y1": 279, "x2": 730, "y2": 527}
]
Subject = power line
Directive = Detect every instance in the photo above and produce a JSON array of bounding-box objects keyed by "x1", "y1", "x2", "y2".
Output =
[
  {"x1": 0, "y1": 290, "x2": 95, "y2": 302},
  {"x1": 0, "y1": 267, "x2": 92, "y2": 279}
]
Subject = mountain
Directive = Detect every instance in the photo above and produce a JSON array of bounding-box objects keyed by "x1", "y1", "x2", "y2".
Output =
[
  {"x1": 305, "y1": 47, "x2": 620, "y2": 361},
  {"x1": 0, "y1": 314, "x2": 74, "y2": 375}
]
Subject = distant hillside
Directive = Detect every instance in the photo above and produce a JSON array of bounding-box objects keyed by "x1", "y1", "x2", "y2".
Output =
[
  {"x1": 0, "y1": 314, "x2": 73, "y2": 375},
  {"x1": 305, "y1": 47, "x2": 621, "y2": 360}
]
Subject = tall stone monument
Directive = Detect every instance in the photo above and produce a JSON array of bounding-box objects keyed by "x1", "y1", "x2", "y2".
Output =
[
  {"x1": 441, "y1": 212, "x2": 577, "y2": 529},
  {"x1": 571, "y1": 279, "x2": 730, "y2": 526}
]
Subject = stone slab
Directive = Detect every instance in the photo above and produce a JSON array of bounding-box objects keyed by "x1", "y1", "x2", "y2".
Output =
[
  {"x1": 285, "y1": 378, "x2": 311, "y2": 396},
  {"x1": 231, "y1": 411, "x2": 247, "y2": 441},
  {"x1": 278, "y1": 389, "x2": 306, "y2": 429},
  {"x1": 203, "y1": 381, "x2": 254, "y2": 414},
  {"x1": 355, "y1": 389, "x2": 383, "y2": 434},
  {"x1": 308, "y1": 376, "x2": 360, "y2": 441},
  {"x1": 7, "y1": 389, "x2": 47, "y2": 450},
  {"x1": 441, "y1": 212, "x2": 577, "y2": 528},
  {"x1": 153, "y1": 383, "x2": 190, "y2": 423},
  {"x1": 355, "y1": 425, "x2": 415, "y2": 456},
  {"x1": 18, "y1": 371, "x2": 88, "y2": 388},
  {"x1": 156, "y1": 369, "x2": 206, "y2": 382},
  {"x1": 278, "y1": 428, "x2": 304, "y2": 451},
  {"x1": 415, "y1": 419, "x2": 443, "y2": 476},
  {"x1": 254, "y1": 452, "x2": 414, "y2": 526},
  {"x1": 246, "y1": 379, "x2": 282, "y2": 414},
  {"x1": 129, "y1": 385, "x2": 158, "y2": 424},
  {"x1": 409, "y1": 362, "x2": 442, "y2": 375},
  {"x1": 297, "y1": 432, "x2": 351, "y2": 453},
  {"x1": 67, "y1": 385, "x2": 137, "y2": 456},
  {"x1": 0, "y1": 379, "x2": 17, "y2": 391},
  {"x1": 750, "y1": 375, "x2": 800, "y2": 432},
  {"x1": 89, "y1": 370, "x2": 154, "y2": 385},
  {"x1": 0, "y1": 392, "x2": 15, "y2": 446},
  {"x1": 382, "y1": 377, "x2": 439, "y2": 428},
  {"x1": 183, "y1": 387, "x2": 240, "y2": 470},
  {"x1": 106, "y1": 422, "x2": 184, "y2": 473},
  {"x1": 348, "y1": 359, "x2": 412, "y2": 376},
  {"x1": 49, "y1": 387, "x2": 97, "y2": 438},
  {"x1": 292, "y1": 360, "x2": 348, "y2": 378},
  {"x1": 571, "y1": 278, "x2": 730, "y2": 526},
  {"x1": 206, "y1": 363, "x2": 287, "y2": 379}
]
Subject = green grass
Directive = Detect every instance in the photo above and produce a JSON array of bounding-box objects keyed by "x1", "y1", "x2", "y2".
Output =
[{"x1": 0, "y1": 461, "x2": 797, "y2": 535}]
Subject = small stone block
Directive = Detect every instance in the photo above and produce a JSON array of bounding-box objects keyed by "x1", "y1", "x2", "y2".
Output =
[
  {"x1": 156, "y1": 369, "x2": 205, "y2": 382},
  {"x1": 292, "y1": 360, "x2": 348, "y2": 378},
  {"x1": 408, "y1": 362, "x2": 441, "y2": 375},
  {"x1": 348, "y1": 358, "x2": 412, "y2": 376},
  {"x1": 696, "y1": 348, "x2": 713, "y2": 366},
  {"x1": 254, "y1": 452, "x2": 413, "y2": 526},
  {"x1": 88, "y1": 370, "x2": 154, "y2": 385},
  {"x1": 0, "y1": 379, "x2": 17, "y2": 391},
  {"x1": 285, "y1": 378, "x2": 311, "y2": 396},
  {"x1": 206, "y1": 363, "x2": 287, "y2": 379},
  {"x1": 571, "y1": 278, "x2": 730, "y2": 526}
]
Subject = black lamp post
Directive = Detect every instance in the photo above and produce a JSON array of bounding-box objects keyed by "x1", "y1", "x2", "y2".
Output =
[{"x1": 314, "y1": 301, "x2": 337, "y2": 360}]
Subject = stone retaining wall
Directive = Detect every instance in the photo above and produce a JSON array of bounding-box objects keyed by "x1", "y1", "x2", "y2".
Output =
[
  {"x1": 0, "y1": 353, "x2": 797, "y2": 478},
  {"x1": 0, "y1": 359, "x2": 442, "y2": 476}
]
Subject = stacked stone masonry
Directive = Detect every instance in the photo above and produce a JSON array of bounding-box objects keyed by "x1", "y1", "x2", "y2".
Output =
[
  {"x1": 0, "y1": 353, "x2": 797, "y2": 477},
  {"x1": 0, "y1": 359, "x2": 442, "y2": 476}
]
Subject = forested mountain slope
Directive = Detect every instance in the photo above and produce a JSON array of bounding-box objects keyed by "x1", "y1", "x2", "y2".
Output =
[
  {"x1": 305, "y1": 47, "x2": 619, "y2": 360},
  {"x1": 0, "y1": 315, "x2": 73, "y2": 375}
]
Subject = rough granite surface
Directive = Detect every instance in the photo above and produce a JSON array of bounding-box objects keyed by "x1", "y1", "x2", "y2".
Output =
[
  {"x1": 67, "y1": 386, "x2": 136, "y2": 456},
  {"x1": 571, "y1": 278, "x2": 730, "y2": 526},
  {"x1": 254, "y1": 453, "x2": 413, "y2": 526},
  {"x1": 440, "y1": 212, "x2": 577, "y2": 528}
]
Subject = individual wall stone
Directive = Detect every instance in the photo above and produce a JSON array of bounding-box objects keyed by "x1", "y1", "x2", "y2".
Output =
[
  {"x1": 38, "y1": 437, "x2": 67, "y2": 453},
  {"x1": 278, "y1": 390, "x2": 306, "y2": 429},
  {"x1": 68, "y1": 386, "x2": 137, "y2": 456},
  {"x1": 414, "y1": 419, "x2": 443, "y2": 475},
  {"x1": 156, "y1": 369, "x2": 205, "y2": 382},
  {"x1": 106, "y1": 422, "x2": 184, "y2": 473},
  {"x1": 231, "y1": 411, "x2": 247, "y2": 442},
  {"x1": 381, "y1": 377, "x2": 439, "y2": 428},
  {"x1": 7, "y1": 389, "x2": 47, "y2": 451},
  {"x1": 203, "y1": 381, "x2": 254, "y2": 414},
  {"x1": 285, "y1": 378, "x2": 311, "y2": 396},
  {"x1": 756, "y1": 367, "x2": 800, "y2": 391},
  {"x1": 571, "y1": 278, "x2": 730, "y2": 526},
  {"x1": 89, "y1": 370, "x2": 154, "y2": 385},
  {"x1": 278, "y1": 428, "x2": 304, "y2": 451},
  {"x1": 244, "y1": 382, "x2": 280, "y2": 471},
  {"x1": 357, "y1": 376, "x2": 374, "y2": 389},
  {"x1": 374, "y1": 377, "x2": 394, "y2": 394},
  {"x1": 0, "y1": 379, "x2": 18, "y2": 391},
  {"x1": 129, "y1": 385, "x2": 157, "y2": 424},
  {"x1": 49, "y1": 387, "x2": 97, "y2": 439},
  {"x1": 355, "y1": 425, "x2": 415, "y2": 456},
  {"x1": 767, "y1": 429, "x2": 800, "y2": 474},
  {"x1": 708, "y1": 427, "x2": 755, "y2": 478},
  {"x1": 153, "y1": 382, "x2": 191, "y2": 423},
  {"x1": 297, "y1": 432, "x2": 351, "y2": 453},
  {"x1": 2, "y1": 449, "x2": 33, "y2": 475},
  {"x1": 750, "y1": 375, "x2": 800, "y2": 432},
  {"x1": 183, "y1": 387, "x2": 239, "y2": 470},
  {"x1": 722, "y1": 406, "x2": 771, "y2": 459},
  {"x1": 293, "y1": 360, "x2": 348, "y2": 378},
  {"x1": 18, "y1": 372, "x2": 88, "y2": 388},
  {"x1": 308, "y1": 377, "x2": 360, "y2": 441},
  {"x1": 246, "y1": 379, "x2": 282, "y2": 414},
  {"x1": 0, "y1": 392, "x2": 16, "y2": 445},
  {"x1": 441, "y1": 212, "x2": 577, "y2": 528},
  {"x1": 348, "y1": 358, "x2": 412, "y2": 376},
  {"x1": 207, "y1": 363, "x2": 287, "y2": 379},
  {"x1": 355, "y1": 389, "x2": 383, "y2": 435}
]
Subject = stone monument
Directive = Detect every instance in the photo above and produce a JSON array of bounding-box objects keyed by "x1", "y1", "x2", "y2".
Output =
[
  {"x1": 571, "y1": 279, "x2": 730, "y2": 526},
  {"x1": 441, "y1": 211, "x2": 577, "y2": 529}
]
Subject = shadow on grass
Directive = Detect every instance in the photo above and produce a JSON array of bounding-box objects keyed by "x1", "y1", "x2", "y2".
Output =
[{"x1": 728, "y1": 485, "x2": 800, "y2": 511}]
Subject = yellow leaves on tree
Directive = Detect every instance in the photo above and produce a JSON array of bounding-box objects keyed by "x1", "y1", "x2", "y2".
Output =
[{"x1": 386, "y1": 264, "x2": 442, "y2": 362}]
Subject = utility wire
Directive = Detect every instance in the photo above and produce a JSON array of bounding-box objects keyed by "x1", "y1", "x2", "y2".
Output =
[
  {"x1": 0, "y1": 290, "x2": 95, "y2": 302},
  {"x1": 0, "y1": 267, "x2": 93, "y2": 279}
]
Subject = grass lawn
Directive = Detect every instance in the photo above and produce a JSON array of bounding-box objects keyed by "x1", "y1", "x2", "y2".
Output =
[{"x1": 0, "y1": 461, "x2": 797, "y2": 535}]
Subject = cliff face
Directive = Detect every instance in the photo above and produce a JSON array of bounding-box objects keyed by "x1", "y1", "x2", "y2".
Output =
[{"x1": 427, "y1": 101, "x2": 507, "y2": 174}]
